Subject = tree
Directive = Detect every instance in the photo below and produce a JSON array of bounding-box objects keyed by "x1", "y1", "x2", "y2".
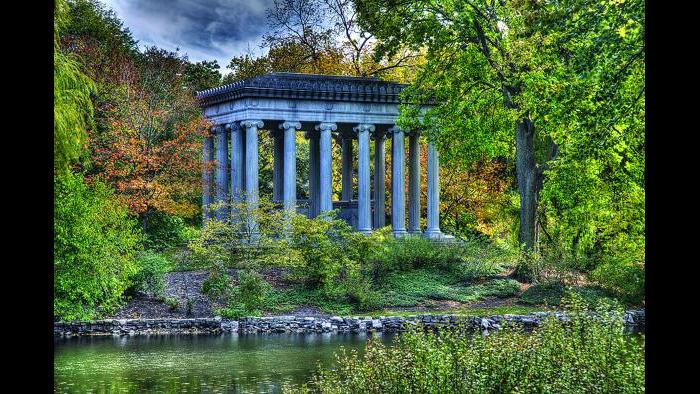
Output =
[
  {"x1": 54, "y1": 0, "x2": 96, "y2": 173},
  {"x1": 54, "y1": 172, "x2": 143, "y2": 320},
  {"x1": 355, "y1": 0, "x2": 644, "y2": 254},
  {"x1": 184, "y1": 60, "x2": 222, "y2": 92},
  {"x1": 219, "y1": 0, "x2": 418, "y2": 82},
  {"x1": 84, "y1": 46, "x2": 208, "y2": 233}
]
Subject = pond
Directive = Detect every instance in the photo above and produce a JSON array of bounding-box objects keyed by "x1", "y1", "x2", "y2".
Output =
[{"x1": 54, "y1": 333, "x2": 394, "y2": 393}]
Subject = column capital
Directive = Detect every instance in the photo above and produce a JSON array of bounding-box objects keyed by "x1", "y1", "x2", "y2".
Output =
[
  {"x1": 353, "y1": 123, "x2": 375, "y2": 134},
  {"x1": 225, "y1": 122, "x2": 241, "y2": 132},
  {"x1": 389, "y1": 125, "x2": 408, "y2": 135},
  {"x1": 315, "y1": 122, "x2": 338, "y2": 132},
  {"x1": 279, "y1": 121, "x2": 302, "y2": 131},
  {"x1": 211, "y1": 124, "x2": 225, "y2": 134},
  {"x1": 241, "y1": 119, "x2": 264, "y2": 129}
]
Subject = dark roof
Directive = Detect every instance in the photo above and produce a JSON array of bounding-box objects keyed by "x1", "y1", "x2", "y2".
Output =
[{"x1": 196, "y1": 72, "x2": 408, "y2": 107}]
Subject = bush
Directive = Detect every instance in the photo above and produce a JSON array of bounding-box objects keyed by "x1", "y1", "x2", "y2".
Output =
[
  {"x1": 591, "y1": 257, "x2": 645, "y2": 304},
  {"x1": 342, "y1": 269, "x2": 382, "y2": 311},
  {"x1": 54, "y1": 172, "x2": 142, "y2": 321},
  {"x1": 142, "y1": 210, "x2": 195, "y2": 251},
  {"x1": 514, "y1": 249, "x2": 544, "y2": 283},
  {"x1": 215, "y1": 270, "x2": 271, "y2": 318},
  {"x1": 288, "y1": 295, "x2": 645, "y2": 393},
  {"x1": 189, "y1": 197, "x2": 295, "y2": 271},
  {"x1": 520, "y1": 281, "x2": 615, "y2": 307},
  {"x1": 131, "y1": 251, "x2": 171, "y2": 298},
  {"x1": 234, "y1": 270, "x2": 270, "y2": 312},
  {"x1": 376, "y1": 235, "x2": 463, "y2": 273},
  {"x1": 202, "y1": 269, "x2": 232, "y2": 300},
  {"x1": 287, "y1": 212, "x2": 353, "y2": 290}
]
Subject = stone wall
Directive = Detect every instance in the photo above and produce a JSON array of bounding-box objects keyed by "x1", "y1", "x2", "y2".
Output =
[{"x1": 54, "y1": 310, "x2": 644, "y2": 337}]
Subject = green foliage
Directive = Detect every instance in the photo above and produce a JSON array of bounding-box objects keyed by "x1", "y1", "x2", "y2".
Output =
[
  {"x1": 184, "y1": 60, "x2": 222, "y2": 92},
  {"x1": 143, "y1": 211, "x2": 195, "y2": 251},
  {"x1": 288, "y1": 295, "x2": 644, "y2": 393},
  {"x1": 54, "y1": 0, "x2": 96, "y2": 173},
  {"x1": 233, "y1": 270, "x2": 271, "y2": 313},
  {"x1": 520, "y1": 282, "x2": 615, "y2": 307},
  {"x1": 215, "y1": 270, "x2": 272, "y2": 319},
  {"x1": 591, "y1": 258, "x2": 645, "y2": 304},
  {"x1": 380, "y1": 269, "x2": 520, "y2": 307},
  {"x1": 377, "y1": 236, "x2": 462, "y2": 272},
  {"x1": 355, "y1": 0, "x2": 644, "y2": 298},
  {"x1": 131, "y1": 251, "x2": 171, "y2": 298},
  {"x1": 202, "y1": 270, "x2": 232, "y2": 300},
  {"x1": 54, "y1": 172, "x2": 142, "y2": 320},
  {"x1": 514, "y1": 249, "x2": 544, "y2": 283},
  {"x1": 189, "y1": 197, "x2": 297, "y2": 271},
  {"x1": 164, "y1": 297, "x2": 178, "y2": 311},
  {"x1": 265, "y1": 286, "x2": 354, "y2": 316},
  {"x1": 287, "y1": 212, "x2": 354, "y2": 289}
]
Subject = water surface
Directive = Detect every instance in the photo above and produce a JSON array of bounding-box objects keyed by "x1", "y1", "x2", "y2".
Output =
[{"x1": 54, "y1": 333, "x2": 393, "y2": 393}]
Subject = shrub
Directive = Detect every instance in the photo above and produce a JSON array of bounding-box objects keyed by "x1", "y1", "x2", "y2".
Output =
[
  {"x1": 520, "y1": 281, "x2": 615, "y2": 307},
  {"x1": 54, "y1": 173, "x2": 142, "y2": 321},
  {"x1": 202, "y1": 270, "x2": 232, "y2": 300},
  {"x1": 164, "y1": 297, "x2": 178, "y2": 311},
  {"x1": 215, "y1": 270, "x2": 272, "y2": 318},
  {"x1": 288, "y1": 295, "x2": 645, "y2": 393},
  {"x1": 377, "y1": 235, "x2": 463, "y2": 272},
  {"x1": 591, "y1": 257, "x2": 645, "y2": 304},
  {"x1": 189, "y1": 197, "x2": 295, "y2": 271},
  {"x1": 514, "y1": 249, "x2": 544, "y2": 283},
  {"x1": 287, "y1": 212, "x2": 353, "y2": 290},
  {"x1": 233, "y1": 270, "x2": 270, "y2": 312},
  {"x1": 131, "y1": 251, "x2": 171, "y2": 298},
  {"x1": 142, "y1": 211, "x2": 193, "y2": 251},
  {"x1": 342, "y1": 268, "x2": 382, "y2": 311}
]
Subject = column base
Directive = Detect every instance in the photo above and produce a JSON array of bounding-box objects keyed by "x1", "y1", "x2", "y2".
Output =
[
  {"x1": 423, "y1": 229, "x2": 454, "y2": 240},
  {"x1": 357, "y1": 228, "x2": 373, "y2": 236},
  {"x1": 393, "y1": 229, "x2": 409, "y2": 238},
  {"x1": 407, "y1": 229, "x2": 423, "y2": 236}
]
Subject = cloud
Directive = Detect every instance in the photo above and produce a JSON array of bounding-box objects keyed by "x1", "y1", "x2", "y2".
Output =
[{"x1": 102, "y1": 0, "x2": 275, "y2": 72}]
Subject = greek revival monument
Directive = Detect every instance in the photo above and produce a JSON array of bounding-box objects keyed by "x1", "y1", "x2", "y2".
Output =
[{"x1": 196, "y1": 72, "x2": 448, "y2": 239}]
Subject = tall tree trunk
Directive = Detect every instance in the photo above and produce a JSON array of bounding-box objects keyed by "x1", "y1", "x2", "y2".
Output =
[{"x1": 516, "y1": 117, "x2": 538, "y2": 250}]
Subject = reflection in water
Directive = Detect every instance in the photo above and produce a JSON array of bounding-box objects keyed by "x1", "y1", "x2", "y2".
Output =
[{"x1": 54, "y1": 332, "x2": 393, "y2": 393}]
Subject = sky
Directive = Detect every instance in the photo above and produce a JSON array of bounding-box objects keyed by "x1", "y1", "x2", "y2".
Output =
[{"x1": 102, "y1": 0, "x2": 276, "y2": 73}]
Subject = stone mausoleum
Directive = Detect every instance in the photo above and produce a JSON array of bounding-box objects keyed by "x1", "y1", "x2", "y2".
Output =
[{"x1": 196, "y1": 72, "x2": 449, "y2": 239}]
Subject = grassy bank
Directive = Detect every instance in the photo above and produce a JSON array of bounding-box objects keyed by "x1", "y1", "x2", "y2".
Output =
[{"x1": 286, "y1": 297, "x2": 645, "y2": 393}]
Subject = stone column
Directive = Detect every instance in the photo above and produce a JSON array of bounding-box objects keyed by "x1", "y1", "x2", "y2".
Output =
[
  {"x1": 373, "y1": 130, "x2": 386, "y2": 229},
  {"x1": 355, "y1": 124, "x2": 374, "y2": 234},
  {"x1": 307, "y1": 131, "x2": 319, "y2": 217},
  {"x1": 272, "y1": 130, "x2": 284, "y2": 203},
  {"x1": 280, "y1": 121, "x2": 301, "y2": 214},
  {"x1": 425, "y1": 140, "x2": 442, "y2": 238},
  {"x1": 229, "y1": 122, "x2": 244, "y2": 208},
  {"x1": 341, "y1": 135, "x2": 354, "y2": 201},
  {"x1": 407, "y1": 131, "x2": 421, "y2": 235},
  {"x1": 242, "y1": 120, "x2": 263, "y2": 235},
  {"x1": 201, "y1": 132, "x2": 214, "y2": 226},
  {"x1": 214, "y1": 125, "x2": 229, "y2": 221},
  {"x1": 316, "y1": 123, "x2": 336, "y2": 214},
  {"x1": 390, "y1": 126, "x2": 407, "y2": 237}
]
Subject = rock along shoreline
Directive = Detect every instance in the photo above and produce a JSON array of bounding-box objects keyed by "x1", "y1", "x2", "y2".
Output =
[{"x1": 55, "y1": 309, "x2": 644, "y2": 337}]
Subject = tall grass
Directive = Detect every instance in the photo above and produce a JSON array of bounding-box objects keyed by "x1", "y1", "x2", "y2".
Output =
[{"x1": 287, "y1": 296, "x2": 644, "y2": 393}]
